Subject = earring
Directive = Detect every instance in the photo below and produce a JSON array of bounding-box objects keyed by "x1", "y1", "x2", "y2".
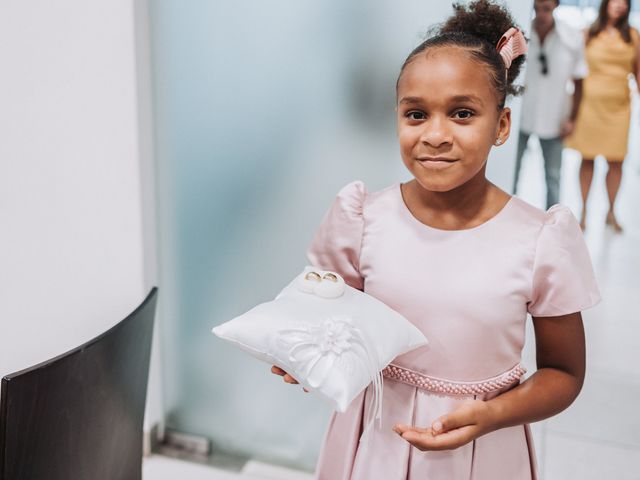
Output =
[{"x1": 495, "y1": 138, "x2": 503, "y2": 146}]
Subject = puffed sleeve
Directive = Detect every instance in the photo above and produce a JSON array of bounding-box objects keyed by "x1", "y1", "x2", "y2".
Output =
[
  {"x1": 306, "y1": 181, "x2": 366, "y2": 291},
  {"x1": 528, "y1": 205, "x2": 601, "y2": 317}
]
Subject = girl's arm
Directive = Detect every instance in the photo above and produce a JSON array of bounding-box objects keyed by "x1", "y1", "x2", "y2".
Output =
[
  {"x1": 394, "y1": 312, "x2": 585, "y2": 450},
  {"x1": 485, "y1": 312, "x2": 585, "y2": 428}
]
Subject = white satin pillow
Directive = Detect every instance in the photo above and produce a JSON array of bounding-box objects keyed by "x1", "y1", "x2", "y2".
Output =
[{"x1": 212, "y1": 266, "x2": 428, "y2": 420}]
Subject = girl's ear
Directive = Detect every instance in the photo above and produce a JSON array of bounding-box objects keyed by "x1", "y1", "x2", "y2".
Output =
[{"x1": 495, "y1": 107, "x2": 511, "y2": 146}]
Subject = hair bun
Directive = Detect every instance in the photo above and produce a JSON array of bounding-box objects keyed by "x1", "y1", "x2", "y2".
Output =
[
  {"x1": 396, "y1": 0, "x2": 526, "y2": 106},
  {"x1": 442, "y1": 0, "x2": 526, "y2": 98},
  {"x1": 441, "y1": 0, "x2": 517, "y2": 48}
]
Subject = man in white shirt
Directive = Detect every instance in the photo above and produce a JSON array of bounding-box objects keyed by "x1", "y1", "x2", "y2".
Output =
[{"x1": 513, "y1": 0, "x2": 587, "y2": 208}]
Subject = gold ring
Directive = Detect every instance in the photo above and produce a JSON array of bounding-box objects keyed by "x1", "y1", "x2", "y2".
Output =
[
  {"x1": 304, "y1": 271, "x2": 322, "y2": 282},
  {"x1": 322, "y1": 272, "x2": 338, "y2": 283}
]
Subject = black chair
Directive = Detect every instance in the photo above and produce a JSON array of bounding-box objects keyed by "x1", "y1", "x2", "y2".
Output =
[{"x1": 0, "y1": 287, "x2": 158, "y2": 480}]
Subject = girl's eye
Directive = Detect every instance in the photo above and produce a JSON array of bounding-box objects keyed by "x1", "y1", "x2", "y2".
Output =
[
  {"x1": 453, "y1": 110, "x2": 474, "y2": 120},
  {"x1": 406, "y1": 111, "x2": 426, "y2": 121}
]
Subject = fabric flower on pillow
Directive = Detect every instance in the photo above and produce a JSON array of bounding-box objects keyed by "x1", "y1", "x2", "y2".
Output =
[
  {"x1": 275, "y1": 314, "x2": 385, "y2": 442},
  {"x1": 275, "y1": 315, "x2": 371, "y2": 389}
]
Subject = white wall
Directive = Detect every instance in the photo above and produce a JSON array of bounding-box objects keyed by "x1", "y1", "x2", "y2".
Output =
[{"x1": 0, "y1": 0, "x2": 160, "y2": 440}]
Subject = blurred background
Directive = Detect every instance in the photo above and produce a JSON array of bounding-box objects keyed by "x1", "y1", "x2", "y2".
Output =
[{"x1": 1, "y1": 0, "x2": 638, "y2": 479}]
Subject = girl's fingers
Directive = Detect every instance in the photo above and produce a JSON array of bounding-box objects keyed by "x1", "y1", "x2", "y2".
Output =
[
  {"x1": 401, "y1": 425, "x2": 477, "y2": 451},
  {"x1": 433, "y1": 400, "x2": 485, "y2": 435},
  {"x1": 432, "y1": 411, "x2": 469, "y2": 435},
  {"x1": 272, "y1": 366, "x2": 297, "y2": 382},
  {"x1": 393, "y1": 423, "x2": 431, "y2": 435},
  {"x1": 271, "y1": 366, "x2": 303, "y2": 387}
]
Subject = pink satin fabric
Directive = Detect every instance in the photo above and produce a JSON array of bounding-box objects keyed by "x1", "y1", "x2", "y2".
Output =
[{"x1": 306, "y1": 181, "x2": 600, "y2": 480}]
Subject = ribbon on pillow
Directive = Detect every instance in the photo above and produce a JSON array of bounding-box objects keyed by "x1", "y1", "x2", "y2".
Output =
[{"x1": 276, "y1": 315, "x2": 384, "y2": 443}]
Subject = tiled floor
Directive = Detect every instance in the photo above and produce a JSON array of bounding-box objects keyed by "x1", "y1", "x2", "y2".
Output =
[{"x1": 145, "y1": 135, "x2": 640, "y2": 479}]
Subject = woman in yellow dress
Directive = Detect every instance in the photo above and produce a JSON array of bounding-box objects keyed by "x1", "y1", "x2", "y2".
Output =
[{"x1": 566, "y1": 0, "x2": 640, "y2": 231}]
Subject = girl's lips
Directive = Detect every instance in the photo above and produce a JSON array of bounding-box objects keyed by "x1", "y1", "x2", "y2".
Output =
[{"x1": 417, "y1": 158, "x2": 458, "y2": 170}]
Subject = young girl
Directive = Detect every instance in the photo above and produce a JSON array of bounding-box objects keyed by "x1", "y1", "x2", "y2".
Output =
[{"x1": 272, "y1": 1, "x2": 600, "y2": 478}]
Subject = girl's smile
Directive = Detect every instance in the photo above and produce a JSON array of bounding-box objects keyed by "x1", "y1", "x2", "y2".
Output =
[{"x1": 417, "y1": 157, "x2": 458, "y2": 170}]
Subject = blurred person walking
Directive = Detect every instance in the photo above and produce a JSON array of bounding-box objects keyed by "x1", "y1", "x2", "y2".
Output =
[
  {"x1": 513, "y1": 0, "x2": 587, "y2": 209},
  {"x1": 566, "y1": 0, "x2": 640, "y2": 232}
]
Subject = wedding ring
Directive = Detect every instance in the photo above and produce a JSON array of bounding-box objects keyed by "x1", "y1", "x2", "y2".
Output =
[
  {"x1": 298, "y1": 270, "x2": 322, "y2": 293},
  {"x1": 322, "y1": 272, "x2": 338, "y2": 283},
  {"x1": 304, "y1": 271, "x2": 322, "y2": 282},
  {"x1": 297, "y1": 268, "x2": 345, "y2": 298},
  {"x1": 316, "y1": 271, "x2": 345, "y2": 298}
]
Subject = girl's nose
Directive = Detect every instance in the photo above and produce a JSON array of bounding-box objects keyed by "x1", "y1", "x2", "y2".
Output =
[{"x1": 419, "y1": 117, "x2": 452, "y2": 148}]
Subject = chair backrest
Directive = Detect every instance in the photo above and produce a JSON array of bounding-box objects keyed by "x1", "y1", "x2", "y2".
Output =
[{"x1": 0, "y1": 287, "x2": 158, "y2": 480}]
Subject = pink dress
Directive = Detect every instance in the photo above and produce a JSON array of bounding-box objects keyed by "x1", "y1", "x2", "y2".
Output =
[{"x1": 306, "y1": 181, "x2": 600, "y2": 480}]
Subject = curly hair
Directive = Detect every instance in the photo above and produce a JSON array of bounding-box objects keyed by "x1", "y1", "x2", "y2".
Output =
[{"x1": 396, "y1": 0, "x2": 526, "y2": 109}]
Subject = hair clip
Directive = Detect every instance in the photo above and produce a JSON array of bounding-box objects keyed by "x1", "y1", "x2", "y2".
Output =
[{"x1": 496, "y1": 27, "x2": 528, "y2": 71}]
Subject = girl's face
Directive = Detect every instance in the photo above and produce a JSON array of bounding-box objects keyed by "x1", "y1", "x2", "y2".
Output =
[
  {"x1": 396, "y1": 47, "x2": 510, "y2": 193},
  {"x1": 607, "y1": 0, "x2": 628, "y2": 21}
]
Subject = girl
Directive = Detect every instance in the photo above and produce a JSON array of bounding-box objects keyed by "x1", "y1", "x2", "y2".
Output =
[
  {"x1": 565, "y1": 0, "x2": 640, "y2": 232},
  {"x1": 272, "y1": 1, "x2": 600, "y2": 478}
]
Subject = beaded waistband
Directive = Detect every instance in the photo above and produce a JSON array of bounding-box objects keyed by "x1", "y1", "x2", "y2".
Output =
[{"x1": 382, "y1": 363, "x2": 526, "y2": 396}]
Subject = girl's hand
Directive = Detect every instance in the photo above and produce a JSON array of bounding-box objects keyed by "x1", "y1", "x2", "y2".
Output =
[
  {"x1": 392, "y1": 399, "x2": 494, "y2": 451},
  {"x1": 270, "y1": 365, "x2": 309, "y2": 393}
]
